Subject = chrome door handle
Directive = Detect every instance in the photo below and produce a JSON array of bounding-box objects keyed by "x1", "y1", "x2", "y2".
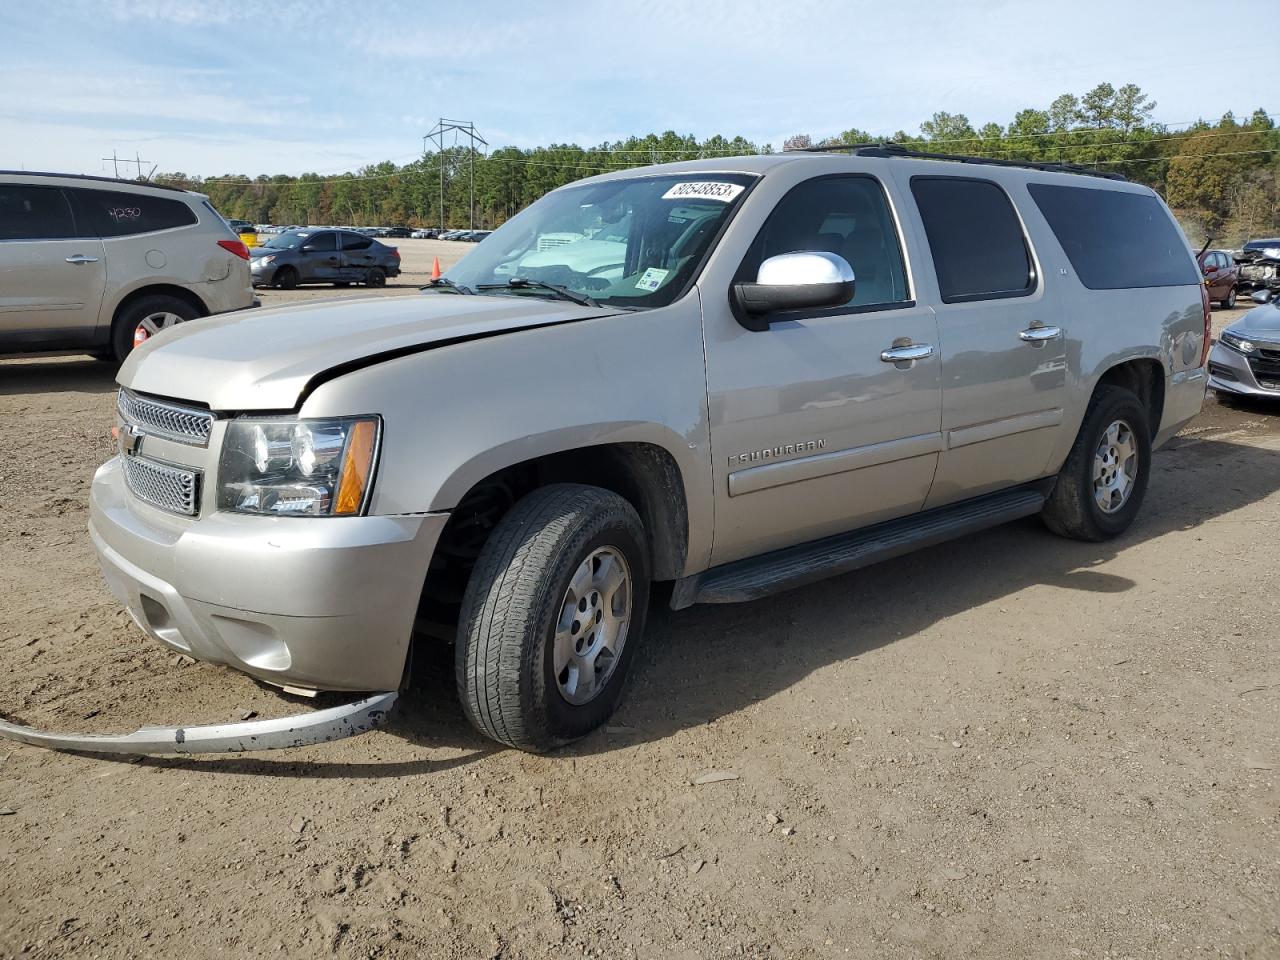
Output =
[
  {"x1": 880, "y1": 343, "x2": 934, "y2": 363},
  {"x1": 64, "y1": 255, "x2": 100, "y2": 264},
  {"x1": 1019, "y1": 325, "x2": 1062, "y2": 344}
]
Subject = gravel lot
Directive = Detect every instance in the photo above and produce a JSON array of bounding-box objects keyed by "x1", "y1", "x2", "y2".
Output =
[{"x1": 0, "y1": 260, "x2": 1277, "y2": 959}]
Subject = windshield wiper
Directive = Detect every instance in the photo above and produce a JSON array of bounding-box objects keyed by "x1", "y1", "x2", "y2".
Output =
[
  {"x1": 420, "y1": 277, "x2": 475, "y2": 295},
  {"x1": 476, "y1": 277, "x2": 600, "y2": 308}
]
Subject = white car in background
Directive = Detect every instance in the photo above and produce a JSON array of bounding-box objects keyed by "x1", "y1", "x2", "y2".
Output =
[{"x1": 0, "y1": 171, "x2": 256, "y2": 362}]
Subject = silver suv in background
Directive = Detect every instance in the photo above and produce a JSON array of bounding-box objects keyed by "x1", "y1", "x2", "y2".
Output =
[
  {"x1": 0, "y1": 172, "x2": 255, "y2": 362},
  {"x1": 0, "y1": 148, "x2": 1210, "y2": 759}
]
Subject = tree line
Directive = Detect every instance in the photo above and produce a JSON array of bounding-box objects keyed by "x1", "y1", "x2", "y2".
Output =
[{"x1": 154, "y1": 84, "x2": 1279, "y2": 246}]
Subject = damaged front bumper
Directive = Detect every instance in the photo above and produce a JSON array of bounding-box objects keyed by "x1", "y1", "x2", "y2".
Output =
[{"x1": 0, "y1": 691, "x2": 396, "y2": 756}]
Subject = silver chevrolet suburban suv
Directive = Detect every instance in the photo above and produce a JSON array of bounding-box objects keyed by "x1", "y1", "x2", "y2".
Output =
[
  {"x1": 0, "y1": 172, "x2": 254, "y2": 362},
  {"x1": 80, "y1": 148, "x2": 1209, "y2": 752}
]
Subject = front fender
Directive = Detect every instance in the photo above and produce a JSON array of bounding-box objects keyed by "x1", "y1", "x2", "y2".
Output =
[{"x1": 299, "y1": 295, "x2": 715, "y2": 573}]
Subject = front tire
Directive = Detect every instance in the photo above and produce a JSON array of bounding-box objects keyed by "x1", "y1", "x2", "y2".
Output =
[
  {"x1": 1041, "y1": 385, "x2": 1152, "y2": 542},
  {"x1": 274, "y1": 266, "x2": 298, "y2": 290},
  {"x1": 456, "y1": 484, "x2": 650, "y2": 752},
  {"x1": 1223, "y1": 287, "x2": 1237, "y2": 309}
]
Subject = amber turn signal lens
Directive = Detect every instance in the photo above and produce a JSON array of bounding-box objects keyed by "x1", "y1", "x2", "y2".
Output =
[{"x1": 334, "y1": 419, "x2": 378, "y2": 515}]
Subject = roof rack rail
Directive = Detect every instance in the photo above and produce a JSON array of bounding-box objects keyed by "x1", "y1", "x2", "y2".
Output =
[
  {"x1": 0, "y1": 170, "x2": 193, "y2": 193},
  {"x1": 787, "y1": 142, "x2": 1128, "y2": 182}
]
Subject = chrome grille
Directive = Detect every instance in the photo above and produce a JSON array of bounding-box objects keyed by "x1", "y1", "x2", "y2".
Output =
[
  {"x1": 123, "y1": 456, "x2": 201, "y2": 516},
  {"x1": 117, "y1": 389, "x2": 214, "y2": 447}
]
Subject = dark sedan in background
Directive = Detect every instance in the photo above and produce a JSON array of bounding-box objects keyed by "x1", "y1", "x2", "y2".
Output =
[{"x1": 250, "y1": 228, "x2": 402, "y2": 289}]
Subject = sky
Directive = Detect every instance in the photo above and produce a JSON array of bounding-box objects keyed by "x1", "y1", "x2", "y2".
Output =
[{"x1": 2, "y1": 0, "x2": 1274, "y2": 179}]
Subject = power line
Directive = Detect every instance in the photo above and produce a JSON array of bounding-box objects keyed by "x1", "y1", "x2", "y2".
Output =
[{"x1": 1102, "y1": 147, "x2": 1280, "y2": 165}]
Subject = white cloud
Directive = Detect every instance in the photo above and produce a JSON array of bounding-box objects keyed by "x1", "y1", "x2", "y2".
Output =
[{"x1": 2, "y1": 0, "x2": 1270, "y2": 177}]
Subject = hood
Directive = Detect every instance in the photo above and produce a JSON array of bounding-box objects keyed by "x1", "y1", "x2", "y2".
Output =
[
  {"x1": 1227, "y1": 302, "x2": 1280, "y2": 341},
  {"x1": 119, "y1": 293, "x2": 617, "y2": 411}
]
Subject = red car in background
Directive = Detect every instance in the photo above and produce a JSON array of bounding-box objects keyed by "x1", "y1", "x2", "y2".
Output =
[{"x1": 1197, "y1": 248, "x2": 1240, "y2": 308}]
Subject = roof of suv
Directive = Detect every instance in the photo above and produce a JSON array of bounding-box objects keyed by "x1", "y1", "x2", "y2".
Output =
[
  {"x1": 574, "y1": 150, "x2": 1151, "y2": 197},
  {"x1": 0, "y1": 170, "x2": 195, "y2": 195}
]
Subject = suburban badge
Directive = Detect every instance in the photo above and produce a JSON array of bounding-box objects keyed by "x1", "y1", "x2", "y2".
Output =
[{"x1": 732, "y1": 438, "x2": 828, "y2": 466}]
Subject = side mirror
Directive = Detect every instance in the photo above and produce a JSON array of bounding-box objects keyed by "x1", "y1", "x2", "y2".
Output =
[
  {"x1": 732, "y1": 252, "x2": 855, "y2": 331},
  {"x1": 1251, "y1": 289, "x2": 1273, "y2": 305}
]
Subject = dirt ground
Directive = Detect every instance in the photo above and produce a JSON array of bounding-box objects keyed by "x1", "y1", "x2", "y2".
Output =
[{"x1": 0, "y1": 267, "x2": 1277, "y2": 959}]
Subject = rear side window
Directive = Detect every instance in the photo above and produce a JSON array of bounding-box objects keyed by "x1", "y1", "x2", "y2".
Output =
[
  {"x1": 0, "y1": 184, "x2": 78, "y2": 240},
  {"x1": 341, "y1": 233, "x2": 373, "y2": 251},
  {"x1": 1027, "y1": 183, "x2": 1198, "y2": 289},
  {"x1": 73, "y1": 188, "x2": 198, "y2": 237},
  {"x1": 910, "y1": 177, "x2": 1034, "y2": 303}
]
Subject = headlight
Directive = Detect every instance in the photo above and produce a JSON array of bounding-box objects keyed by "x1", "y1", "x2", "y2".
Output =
[
  {"x1": 218, "y1": 417, "x2": 380, "y2": 516},
  {"x1": 251, "y1": 254, "x2": 275, "y2": 266},
  {"x1": 1262, "y1": 247, "x2": 1280, "y2": 259},
  {"x1": 1220, "y1": 331, "x2": 1255, "y2": 354}
]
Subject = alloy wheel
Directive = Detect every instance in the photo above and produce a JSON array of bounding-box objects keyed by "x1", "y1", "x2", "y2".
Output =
[
  {"x1": 1093, "y1": 419, "x2": 1139, "y2": 514},
  {"x1": 132, "y1": 311, "x2": 183, "y2": 347},
  {"x1": 552, "y1": 547, "x2": 632, "y2": 705}
]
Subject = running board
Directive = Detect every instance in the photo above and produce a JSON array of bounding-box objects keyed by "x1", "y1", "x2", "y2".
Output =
[{"x1": 676, "y1": 484, "x2": 1049, "y2": 607}]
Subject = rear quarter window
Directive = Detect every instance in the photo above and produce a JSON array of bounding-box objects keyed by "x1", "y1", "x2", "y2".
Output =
[
  {"x1": 72, "y1": 188, "x2": 198, "y2": 238},
  {"x1": 1027, "y1": 183, "x2": 1198, "y2": 289}
]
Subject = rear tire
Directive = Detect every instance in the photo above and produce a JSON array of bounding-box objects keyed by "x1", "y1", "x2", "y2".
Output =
[
  {"x1": 456, "y1": 484, "x2": 650, "y2": 752},
  {"x1": 274, "y1": 267, "x2": 298, "y2": 290},
  {"x1": 366, "y1": 267, "x2": 386, "y2": 288},
  {"x1": 1041, "y1": 385, "x2": 1152, "y2": 542},
  {"x1": 110, "y1": 294, "x2": 200, "y2": 363}
]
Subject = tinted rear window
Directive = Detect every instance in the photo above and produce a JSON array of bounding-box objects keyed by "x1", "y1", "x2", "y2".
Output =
[
  {"x1": 1027, "y1": 183, "x2": 1198, "y2": 289},
  {"x1": 910, "y1": 177, "x2": 1034, "y2": 303},
  {"x1": 73, "y1": 188, "x2": 198, "y2": 237},
  {"x1": 0, "y1": 184, "x2": 79, "y2": 240}
]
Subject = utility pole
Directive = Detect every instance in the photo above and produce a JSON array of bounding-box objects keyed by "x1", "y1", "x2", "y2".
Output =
[
  {"x1": 424, "y1": 118, "x2": 487, "y2": 232},
  {"x1": 100, "y1": 150, "x2": 153, "y2": 180}
]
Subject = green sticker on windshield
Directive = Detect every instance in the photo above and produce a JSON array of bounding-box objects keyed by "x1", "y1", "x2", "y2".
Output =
[{"x1": 636, "y1": 267, "x2": 669, "y2": 292}]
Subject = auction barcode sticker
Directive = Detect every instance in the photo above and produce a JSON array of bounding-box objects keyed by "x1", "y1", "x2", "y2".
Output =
[{"x1": 661, "y1": 181, "x2": 745, "y2": 203}]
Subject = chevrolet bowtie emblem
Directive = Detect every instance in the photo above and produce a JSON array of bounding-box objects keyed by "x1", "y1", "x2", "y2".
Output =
[{"x1": 120, "y1": 424, "x2": 144, "y2": 456}]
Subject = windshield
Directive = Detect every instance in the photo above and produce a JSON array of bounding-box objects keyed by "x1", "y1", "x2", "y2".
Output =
[
  {"x1": 263, "y1": 230, "x2": 310, "y2": 249},
  {"x1": 445, "y1": 173, "x2": 756, "y2": 309}
]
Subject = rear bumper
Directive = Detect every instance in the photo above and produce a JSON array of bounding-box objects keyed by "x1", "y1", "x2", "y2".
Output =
[{"x1": 89, "y1": 457, "x2": 448, "y2": 692}]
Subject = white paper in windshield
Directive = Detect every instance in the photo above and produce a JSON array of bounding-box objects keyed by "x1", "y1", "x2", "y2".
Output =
[
  {"x1": 661, "y1": 181, "x2": 745, "y2": 203},
  {"x1": 636, "y1": 267, "x2": 669, "y2": 292}
]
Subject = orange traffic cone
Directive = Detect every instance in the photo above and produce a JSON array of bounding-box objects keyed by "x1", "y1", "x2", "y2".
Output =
[{"x1": 431, "y1": 256, "x2": 442, "y2": 279}]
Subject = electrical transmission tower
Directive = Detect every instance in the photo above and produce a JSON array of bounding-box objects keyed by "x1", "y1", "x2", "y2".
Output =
[
  {"x1": 423, "y1": 119, "x2": 487, "y2": 232},
  {"x1": 100, "y1": 150, "x2": 156, "y2": 181}
]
